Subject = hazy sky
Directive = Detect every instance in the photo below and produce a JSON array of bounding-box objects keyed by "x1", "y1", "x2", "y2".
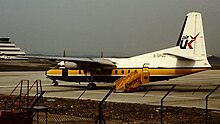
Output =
[{"x1": 0, "y1": 0, "x2": 220, "y2": 57}]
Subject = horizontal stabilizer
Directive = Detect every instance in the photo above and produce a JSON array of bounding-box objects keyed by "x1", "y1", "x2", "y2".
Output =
[{"x1": 164, "y1": 52, "x2": 204, "y2": 61}]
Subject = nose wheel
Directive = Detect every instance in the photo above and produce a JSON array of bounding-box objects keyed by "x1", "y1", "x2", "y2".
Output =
[{"x1": 53, "y1": 80, "x2": 59, "y2": 86}]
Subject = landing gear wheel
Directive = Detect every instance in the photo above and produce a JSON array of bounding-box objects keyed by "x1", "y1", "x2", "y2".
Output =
[
  {"x1": 53, "y1": 81, "x2": 59, "y2": 86},
  {"x1": 87, "y1": 83, "x2": 97, "y2": 90}
]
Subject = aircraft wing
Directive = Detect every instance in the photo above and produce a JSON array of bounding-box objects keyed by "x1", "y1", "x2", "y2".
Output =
[{"x1": 20, "y1": 55, "x2": 116, "y2": 69}]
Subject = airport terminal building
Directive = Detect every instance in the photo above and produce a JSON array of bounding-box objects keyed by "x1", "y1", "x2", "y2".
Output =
[{"x1": 0, "y1": 37, "x2": 26, "y2": 60}]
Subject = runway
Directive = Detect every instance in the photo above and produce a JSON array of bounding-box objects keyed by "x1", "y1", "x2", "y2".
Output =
[{"x1": 0, "y1": 70, "x2": 219, "y2": 110}]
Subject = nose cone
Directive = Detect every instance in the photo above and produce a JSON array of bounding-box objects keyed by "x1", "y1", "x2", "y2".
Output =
[
  {"x1": 45, "y1": 71, "x2": 48, "y2": 76},
  {"x1": 45, "y1": 69, "x2": 62, "y2": 77}
]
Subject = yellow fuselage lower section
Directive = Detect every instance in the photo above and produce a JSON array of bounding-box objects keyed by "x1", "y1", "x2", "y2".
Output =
[{"x1": 46, "y1": 68, "x2": 208, "y2": 82}]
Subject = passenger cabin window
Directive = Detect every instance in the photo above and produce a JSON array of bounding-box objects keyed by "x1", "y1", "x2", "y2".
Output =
[
  {"x1": 79, "y1": 70, "x2": 81, "y2": 74},
  {"x1": 128, "y1": 70, "x2": 130, "y2": 73},
  {"x1": 115, "y1": 70, "x2": 118, "y2": 74},
  {"x1": 121, "y1": 70, "x2": 124, "y2": 74}
]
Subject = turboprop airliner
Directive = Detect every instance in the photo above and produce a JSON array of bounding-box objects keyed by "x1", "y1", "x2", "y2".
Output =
[{"x1": 27, "y1": 12, "x2": 211, "y2": 90}]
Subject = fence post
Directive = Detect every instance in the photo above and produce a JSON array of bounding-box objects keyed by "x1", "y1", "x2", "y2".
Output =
[
  {"x1": 205, "y1": 85, "x2": 219, "y2": 124},
  {"x1": 95, "y1": 86, "x2": 115, "y2": 124},
  {"x1": 161, "y1": 85, "x2": 176, "y2": 124}
]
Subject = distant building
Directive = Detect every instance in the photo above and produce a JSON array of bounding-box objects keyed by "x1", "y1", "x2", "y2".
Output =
[
  {"x1": 0, "y1": 37, "x2": 26, "y2": 60},
  {"x1": 0, "y1": 37, "x2": 56, "y2": 71}
]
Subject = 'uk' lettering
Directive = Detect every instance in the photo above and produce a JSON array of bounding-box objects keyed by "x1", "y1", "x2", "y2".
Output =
[{"x1": 176, "y1": 33, "x2": 200, "y2": 49}]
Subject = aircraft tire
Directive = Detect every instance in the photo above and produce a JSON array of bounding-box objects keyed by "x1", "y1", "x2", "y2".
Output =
[
  {"x1": 53, "y1": 81, "x2": 59, "y2": 86},
  {"x1": 87, "y1": 83, "x2": 96, "y2": 90}
]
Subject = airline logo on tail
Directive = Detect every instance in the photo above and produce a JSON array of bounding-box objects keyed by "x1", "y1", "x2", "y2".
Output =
[{"x1": 176, "y1": 33, "x2": 200, "y2": 49}]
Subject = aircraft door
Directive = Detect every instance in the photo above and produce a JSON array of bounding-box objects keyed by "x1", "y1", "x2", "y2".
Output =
[
  {"x1": 62, "y1": 69, "x2": 68, "y2": 81},
  {"x1": 141, "y1": 64, "x2": 150, "y2": 84}
]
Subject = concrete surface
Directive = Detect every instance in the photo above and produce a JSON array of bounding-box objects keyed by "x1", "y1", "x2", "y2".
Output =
[{"x1": 0, "y1": 70, "x2": 219, "y2": 110}]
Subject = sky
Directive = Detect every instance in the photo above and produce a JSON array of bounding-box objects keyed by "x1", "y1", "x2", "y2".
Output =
[{"x1": 0, "y1": 0, "x2": 220, "y2": 57}]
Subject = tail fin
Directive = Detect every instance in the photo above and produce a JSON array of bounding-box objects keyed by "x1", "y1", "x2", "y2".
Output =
[
  {"x1": 176, "y1": 12, "x2": 207, "y2": 60},
  {"x1": 164, "y1": 12, "x2": 211, "y2": 68}
]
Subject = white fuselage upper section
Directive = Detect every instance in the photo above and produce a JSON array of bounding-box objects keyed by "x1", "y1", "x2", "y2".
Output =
[{"x1": 106, "y1": 47, "x2": 211, "y2": 69}]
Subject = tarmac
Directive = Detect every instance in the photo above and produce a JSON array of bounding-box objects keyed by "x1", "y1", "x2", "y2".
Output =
[{"x1": 0, "y1": 70, "x2": 219, "y2": 110}]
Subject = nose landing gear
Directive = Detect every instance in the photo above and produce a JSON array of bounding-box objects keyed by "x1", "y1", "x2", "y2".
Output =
[{"x1": 53, "y1": 80, "x2": 59, "y2": 86}]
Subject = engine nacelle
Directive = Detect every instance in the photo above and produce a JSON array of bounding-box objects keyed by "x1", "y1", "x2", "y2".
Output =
[{"x1": 58, "y1": 61, "x2": 78, "y2": 69}]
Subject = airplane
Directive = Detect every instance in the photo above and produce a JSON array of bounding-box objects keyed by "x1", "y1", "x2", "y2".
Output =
[{"x1": 25, "y1": 12, "x2": 211, "y2": 90}]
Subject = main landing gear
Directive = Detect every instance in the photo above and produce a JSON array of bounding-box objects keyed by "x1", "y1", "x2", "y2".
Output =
[
  {"x1": 87, "y1": 83, "x2": 97, "y2": 90},
  {"x1": 84, "y1": 70, "x2": 97, "y2": 90},
  {"x1": 52, "y1": 79, "x2": 96, "y2": 90}
]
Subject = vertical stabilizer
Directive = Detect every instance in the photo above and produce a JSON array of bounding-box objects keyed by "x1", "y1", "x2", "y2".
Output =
[
  {"x1": 163, "y1": 12, "x2": 211, "y2": 68},
  {"x1": 175, "y1": 12, "x2": 209, "y2": 61}
]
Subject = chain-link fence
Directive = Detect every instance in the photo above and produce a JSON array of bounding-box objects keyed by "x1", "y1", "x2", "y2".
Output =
[{"x1": 1, "y1": 84, "x2": 220, "y2": 124}]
